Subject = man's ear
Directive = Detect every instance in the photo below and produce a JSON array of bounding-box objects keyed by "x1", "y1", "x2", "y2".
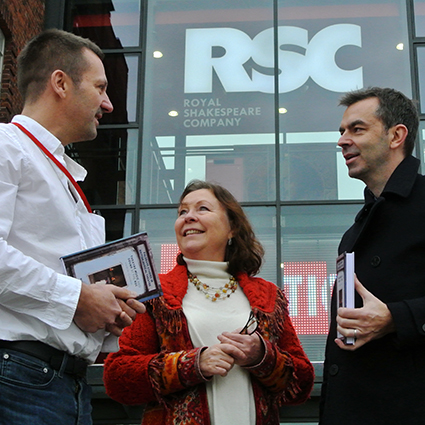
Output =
[
  {"x1": 389, "y1": 124, "x2": 408, "y2": 151},
  {"x1": 50, "y1": 69, "x2": 70, "y2": 99}
]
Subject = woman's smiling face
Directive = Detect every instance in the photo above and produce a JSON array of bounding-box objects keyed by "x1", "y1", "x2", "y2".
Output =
[{"x1": 175, "y1": 189, "x2": 233, "y2": 262}]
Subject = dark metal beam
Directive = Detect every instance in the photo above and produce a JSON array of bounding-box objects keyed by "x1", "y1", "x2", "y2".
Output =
[{"x1": 44, "y1": 0, "x2": 66, "y2": 29}]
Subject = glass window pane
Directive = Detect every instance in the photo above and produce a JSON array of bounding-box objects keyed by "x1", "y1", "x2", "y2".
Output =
[
  {"x1": 69, "y1": 0, "x2": 141, "y2": 48},
  {"x1": 244, "y1": 206, "x2": 277, "y2": 284},
  {"x1": 278, "y1": 0, "x2": 410, "y2": 201},
  {"x1": 419, "y1": 121, "x2": 425, "y2": 174},
  {"x1": 68, "y1": 128, "x2": 139, "y2": 206},
  {"x1": 280, "y1": 203, "x2": 361, "y2": 361},
  {"x1": 139, "y1": 209, "x2": 177, "y2": 271},
  {"x1": 414, "y1": 0, "x2": 425, "y2": 36},
  {"x1": 101, "y1": 209, "x2": 133, "y2": 242},
  {"x1": 103, "y1": 54, "x2": 139, "y2": 125},
  {"x1": 141, "y1": 0, "x2": 276, "y2": 204},
  {"x1": 280, "y1": 133, "x2": 365, "y2": 201},
  {"x1": 417, "y1": 47, "x2": 425, "y2": 114},
  {"x1": 141, "y1": 134, "x2": 276, "y2": 204}
]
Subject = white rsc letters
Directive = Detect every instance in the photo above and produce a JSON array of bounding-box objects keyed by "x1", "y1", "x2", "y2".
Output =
[{"x1": 184, "y1": 24, "x2": 363, "y2": 94}]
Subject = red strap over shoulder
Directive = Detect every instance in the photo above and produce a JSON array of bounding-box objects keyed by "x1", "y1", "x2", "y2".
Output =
[{"x1": 12, "y1": 121, "x2": 92, "y2": 213}]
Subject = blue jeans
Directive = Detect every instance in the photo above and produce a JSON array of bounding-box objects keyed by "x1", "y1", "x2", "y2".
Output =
[{"x1": 0, "y1": 347, "x2": 93, "y2": 425}]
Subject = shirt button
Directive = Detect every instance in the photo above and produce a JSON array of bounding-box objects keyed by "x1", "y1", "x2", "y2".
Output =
[
  {"x1": 3, "y1": 353, "x2": 9, "y2": 360},
  {"x1": 329, "y1": 364, "x2": 339, "y2": 376},
  {"x1": 371, "y1": 256, "x2": 381, "y2": 267}
]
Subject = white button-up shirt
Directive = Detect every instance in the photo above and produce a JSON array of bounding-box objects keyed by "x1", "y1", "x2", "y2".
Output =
[{"x1": 0, "y1": 115, "x2": 114, "y2": 363}]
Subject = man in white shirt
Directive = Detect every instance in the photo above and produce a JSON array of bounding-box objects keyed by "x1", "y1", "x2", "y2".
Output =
[{"x1": 0, "y1": 29, "x2": 145, "y2": 424}]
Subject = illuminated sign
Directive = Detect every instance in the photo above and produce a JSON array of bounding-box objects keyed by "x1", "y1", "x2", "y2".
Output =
[
  {"x1": 185, "y1": 24, "x2": 363, "y2": 94},
  {"x1": 160, "y1": 244, "x2": 180, "y2": 274},
  {"x1": 283, "y1": 261, "x2": 335, "y2": 335}
]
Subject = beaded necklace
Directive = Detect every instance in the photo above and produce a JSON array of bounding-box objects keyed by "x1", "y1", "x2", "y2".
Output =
[{"x1": 188, "y1": 271, "x2": 238, "y2": 302}]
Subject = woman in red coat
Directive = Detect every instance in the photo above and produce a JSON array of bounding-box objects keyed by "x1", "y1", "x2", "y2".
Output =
[{"x1": 103, "y1": 180, "x2": 314, "y2": 425}]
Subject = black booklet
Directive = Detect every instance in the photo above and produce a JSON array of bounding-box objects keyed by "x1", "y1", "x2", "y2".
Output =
[
  {"x1": 336, "y1": 251, "x2": 355, "y2": 345},
  {"x1": 61, "y1": 232, "x2": 162, "y2": 302}
]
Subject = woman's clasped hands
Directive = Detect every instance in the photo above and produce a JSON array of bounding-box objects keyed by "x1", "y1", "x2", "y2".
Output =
[{"x1": 199, "y1": 330, "x2": 265, "y2": 378}]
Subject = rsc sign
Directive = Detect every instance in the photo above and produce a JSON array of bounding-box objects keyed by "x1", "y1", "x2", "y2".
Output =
[{"x1": 184, "y1": 24, "x2": 362, "y2": 94}]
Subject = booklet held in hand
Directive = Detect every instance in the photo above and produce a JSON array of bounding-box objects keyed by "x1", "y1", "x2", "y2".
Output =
[
  {"x1": 61, "y1": 232, "x2": 162, "y2": 302},
  {"x1": 336, "y1": 251, "x2": 355, "y2": 345}
]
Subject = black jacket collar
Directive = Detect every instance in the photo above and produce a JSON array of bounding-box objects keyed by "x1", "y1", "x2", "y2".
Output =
[
  {"x1": 356, "y1": 155, "x2": 420, "y2": 223},
  {"x1": 380, "y1": 155, "x2": 420, "y2": 198}
]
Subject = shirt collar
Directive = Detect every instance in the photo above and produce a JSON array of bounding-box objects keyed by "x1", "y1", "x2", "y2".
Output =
[{"x1": 12, "y1": 115, "x2": 88, "y2": 182}]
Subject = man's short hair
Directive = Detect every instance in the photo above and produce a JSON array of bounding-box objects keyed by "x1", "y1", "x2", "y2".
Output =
[
  {"x1": 339, "y1": 87, "x2": 419, "y2": 156},
  {"x1": 17, "y1": 29, "x2": 104, "y2": 103}
]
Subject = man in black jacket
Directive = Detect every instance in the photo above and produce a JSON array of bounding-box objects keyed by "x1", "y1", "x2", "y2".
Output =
[{"x1": 320, "y1": 87, "x2": 425, "y2": 424}]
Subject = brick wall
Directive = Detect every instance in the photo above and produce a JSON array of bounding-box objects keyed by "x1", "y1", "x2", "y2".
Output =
[{"x1": 0, "y1": 0, "x2": 45, "y2": 123}]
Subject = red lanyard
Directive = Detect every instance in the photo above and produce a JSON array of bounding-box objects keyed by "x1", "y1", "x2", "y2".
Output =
[{"x1": 12, "y1": 122, "x2": 93, "y2": 213}]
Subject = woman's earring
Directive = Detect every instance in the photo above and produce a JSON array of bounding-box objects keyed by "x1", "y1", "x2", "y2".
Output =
[{"x1": 228, "y1": 238, "x2": 232, "y2": 246}]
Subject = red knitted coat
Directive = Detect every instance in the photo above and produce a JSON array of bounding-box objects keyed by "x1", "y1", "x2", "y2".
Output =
[{"x1": 104, "y1": 264, "x2": 314, "y2": 425}]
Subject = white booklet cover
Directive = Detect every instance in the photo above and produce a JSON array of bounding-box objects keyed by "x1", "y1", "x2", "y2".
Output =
[
  {"x1": 61, "y1": 232, "x2": 162, "y2": 302},
  {"x1": 336, "y1": 251, "x2": 355, "y2": 345}
]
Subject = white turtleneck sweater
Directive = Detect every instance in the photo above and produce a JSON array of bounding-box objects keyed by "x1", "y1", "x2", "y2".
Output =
[{"x1": 182, "y1": 257, "x2": 256, "y2": 425}]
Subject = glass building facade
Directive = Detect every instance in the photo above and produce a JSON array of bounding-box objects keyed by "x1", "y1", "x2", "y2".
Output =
[
  {"x1": 60, "y1": 0, "x2": 425, "y2": 362},
  {"x1": 48, "y1": 1, "x2": 425, "y2": 421}
]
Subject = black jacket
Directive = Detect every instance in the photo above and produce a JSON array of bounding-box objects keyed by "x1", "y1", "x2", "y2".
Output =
[{"x1": 320, "y1": 155, "x2": 425, "y2": 425}]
